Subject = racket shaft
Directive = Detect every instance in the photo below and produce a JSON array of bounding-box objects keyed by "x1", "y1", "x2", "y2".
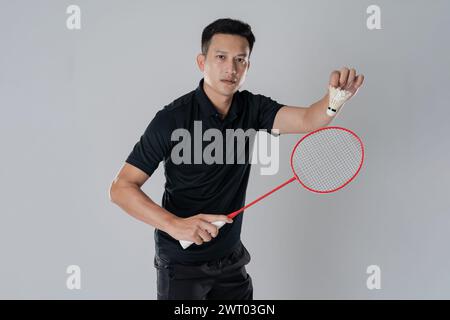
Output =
[
  {"x1": 180, "y1": 177, "x2": 296, "y2": 249},
  {"x1": 228, "y1": 176, "x2": 296, "y2": 219}
]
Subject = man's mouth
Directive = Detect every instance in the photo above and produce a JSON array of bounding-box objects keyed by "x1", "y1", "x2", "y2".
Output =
[{"x1": 221, "y1": 79, "x2": 237, "y2": 85}]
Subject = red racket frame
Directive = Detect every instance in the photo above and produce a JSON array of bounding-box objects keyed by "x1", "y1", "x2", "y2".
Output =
[{"x1": 227, "y1": 126, "x2": 364, "y2": 219}]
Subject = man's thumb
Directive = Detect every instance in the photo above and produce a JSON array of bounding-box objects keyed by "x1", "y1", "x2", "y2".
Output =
[{"x1": 204, "y1": 214, "x2": 233, "y2": 223}]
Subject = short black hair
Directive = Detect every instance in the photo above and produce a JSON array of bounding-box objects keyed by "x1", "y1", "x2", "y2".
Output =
[{"x1": 201, "y1": 18, "x2": 255, "y2": 57}]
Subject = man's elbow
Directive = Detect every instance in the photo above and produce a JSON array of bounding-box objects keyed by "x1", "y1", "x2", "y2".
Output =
[
  {"x1": 109, "y1": 179, "x2": 140, "y2": 204},
  {"x1": 109, "y1": 180, "x2": 122, "y2": 204}
]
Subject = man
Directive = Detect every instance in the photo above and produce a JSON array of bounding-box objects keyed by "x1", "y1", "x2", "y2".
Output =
[{"x1": 109, "y1": 18, "x2": 364, "y2": 300}]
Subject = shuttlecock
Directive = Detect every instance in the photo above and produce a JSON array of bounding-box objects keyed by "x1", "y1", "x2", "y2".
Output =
[{"x1": 327, "y1": 85, "x2": 353, "y2": 116}]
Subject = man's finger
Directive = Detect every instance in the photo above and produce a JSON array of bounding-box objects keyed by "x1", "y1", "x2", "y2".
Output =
[
  {"x1": 329, "y1": 70, "x2": 340, "y2": 87},
  {"x1": 345, "y1": 68, "x2": 356, "y2": 90},
  {"x1": 354, "y1": 74, "x2": 364, "y2": 88},
  {"x1": 203, "y1": 214, "x2": 233, "y2": 223},
  {"x1": 193, "y1": 235, "x2": 203, "y2": 245},
  {"x1": 200, "y1": 221, "x2": 219, "y2": 237},
  {"x1": 348, "y1": 74, "x2": 364, "y2": 93},
  {"x1": 339, "y1": 67, "x2": 349, "y2": 88},
  {"x1": 198, "y1": 229, "x2": 212, "y2": 242}
]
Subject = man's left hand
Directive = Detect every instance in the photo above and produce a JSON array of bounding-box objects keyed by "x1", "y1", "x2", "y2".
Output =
[{"x1": 329, "y1": 67, "x2": 365, "y2": 98}]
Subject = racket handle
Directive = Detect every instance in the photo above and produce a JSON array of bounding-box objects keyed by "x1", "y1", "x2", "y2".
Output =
[{"x1": 179, "y1": 221, "x2": 226, "y2": 249}]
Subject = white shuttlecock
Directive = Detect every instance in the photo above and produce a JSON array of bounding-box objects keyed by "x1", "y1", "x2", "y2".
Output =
[{"x1": 327, "y1": 85, "x2": 353, "y2": 116}]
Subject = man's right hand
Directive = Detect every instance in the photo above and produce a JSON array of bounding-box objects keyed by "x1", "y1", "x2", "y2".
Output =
[{"x1": 168, "y1": 214, "x2": 233, "y2": 245}]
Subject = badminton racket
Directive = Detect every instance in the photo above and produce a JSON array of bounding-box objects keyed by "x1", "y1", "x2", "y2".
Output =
[{"x1": 180, "y1": 126, "x2": 364, "y2": 249}]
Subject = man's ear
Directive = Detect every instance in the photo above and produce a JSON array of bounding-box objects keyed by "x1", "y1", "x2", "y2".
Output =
[
  {"x1": 196, "y1": 53, "x2": 205, "y2": 72},
  {"x1": 247, "y1": 60, "x2": 251, "y2": 71}
]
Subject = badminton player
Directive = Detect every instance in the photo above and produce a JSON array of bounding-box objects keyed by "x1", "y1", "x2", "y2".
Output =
[{"x1": 109, "y1": 18, "x2": 364, "y2": 300}]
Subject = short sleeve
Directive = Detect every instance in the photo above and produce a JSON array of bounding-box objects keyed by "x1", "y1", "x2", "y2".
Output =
[
  {"x1": 125, "y1": 109, "x2": 173, "y2": 176},
  {"x1": 254, "y1": 93, "x2": 284, "y2": 134}
]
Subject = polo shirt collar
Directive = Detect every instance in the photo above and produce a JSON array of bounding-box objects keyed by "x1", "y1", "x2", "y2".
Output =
[{"x1": 195, "y1": 78, "x2": 240, "y2": 123}]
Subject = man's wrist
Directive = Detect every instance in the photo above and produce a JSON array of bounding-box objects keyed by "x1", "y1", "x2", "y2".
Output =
[{"x1": 162, "y1": 212, "x2": 181, "y2": 235}]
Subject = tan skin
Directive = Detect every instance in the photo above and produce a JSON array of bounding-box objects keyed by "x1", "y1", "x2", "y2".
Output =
[
  {"x1": 196, "y1": 34, "x2": 251, "y2": 119},
  {"x1": 110, "y1": 33, "x2": 364, "y2": 246}
]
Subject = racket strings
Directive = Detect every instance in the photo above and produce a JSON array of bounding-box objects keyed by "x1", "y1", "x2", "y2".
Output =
[{"x1": 292, "y1": 128, "x2": 363, "y2": 192}]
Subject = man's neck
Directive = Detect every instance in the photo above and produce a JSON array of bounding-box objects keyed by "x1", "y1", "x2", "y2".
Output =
[{"x1": 203, "y1": 81, "x2": 233, "y2": 118}]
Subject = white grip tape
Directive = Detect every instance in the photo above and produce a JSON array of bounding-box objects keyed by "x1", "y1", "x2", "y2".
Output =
[{"x1": 179, "y1": 220, "x2": 227, "y2": 249}]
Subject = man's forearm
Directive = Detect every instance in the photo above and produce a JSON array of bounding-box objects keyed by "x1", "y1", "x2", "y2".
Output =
[
  {"x1": 110, "y1": 184, "x2": 178, "y2": 234},
  {"x1": 304, "y1": 92, "x2": 334, "y2": 130}
]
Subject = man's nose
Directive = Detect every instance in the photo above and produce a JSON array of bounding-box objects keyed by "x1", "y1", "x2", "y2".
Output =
[{"x1": 225, "y1": 60, "x2": 237, "y2": 74}]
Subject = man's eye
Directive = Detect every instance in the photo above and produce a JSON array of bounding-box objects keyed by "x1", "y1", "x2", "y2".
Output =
[{"x1": 217, "y1": 55, "x2": 225, "y2": 59}]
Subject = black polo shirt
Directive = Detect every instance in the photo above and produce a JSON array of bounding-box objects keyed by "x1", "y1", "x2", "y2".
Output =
[{"x1": 125, "y1": 78, "x2": 284, "y2": 264}]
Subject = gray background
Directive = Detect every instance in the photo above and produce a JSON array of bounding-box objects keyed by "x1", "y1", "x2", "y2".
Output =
[{"x1": 1, "y1": 0, "x2": 449, "y2": 299}]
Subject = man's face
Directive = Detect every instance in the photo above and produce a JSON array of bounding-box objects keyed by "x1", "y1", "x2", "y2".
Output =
[{"x1": 197, "y1": 33, "x2": 251, "y2": 97}]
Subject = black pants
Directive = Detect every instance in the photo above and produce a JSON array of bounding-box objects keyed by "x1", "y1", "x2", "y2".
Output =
[{"x1": 154, "y1": 241, "x2": 253, "y2": 300}]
